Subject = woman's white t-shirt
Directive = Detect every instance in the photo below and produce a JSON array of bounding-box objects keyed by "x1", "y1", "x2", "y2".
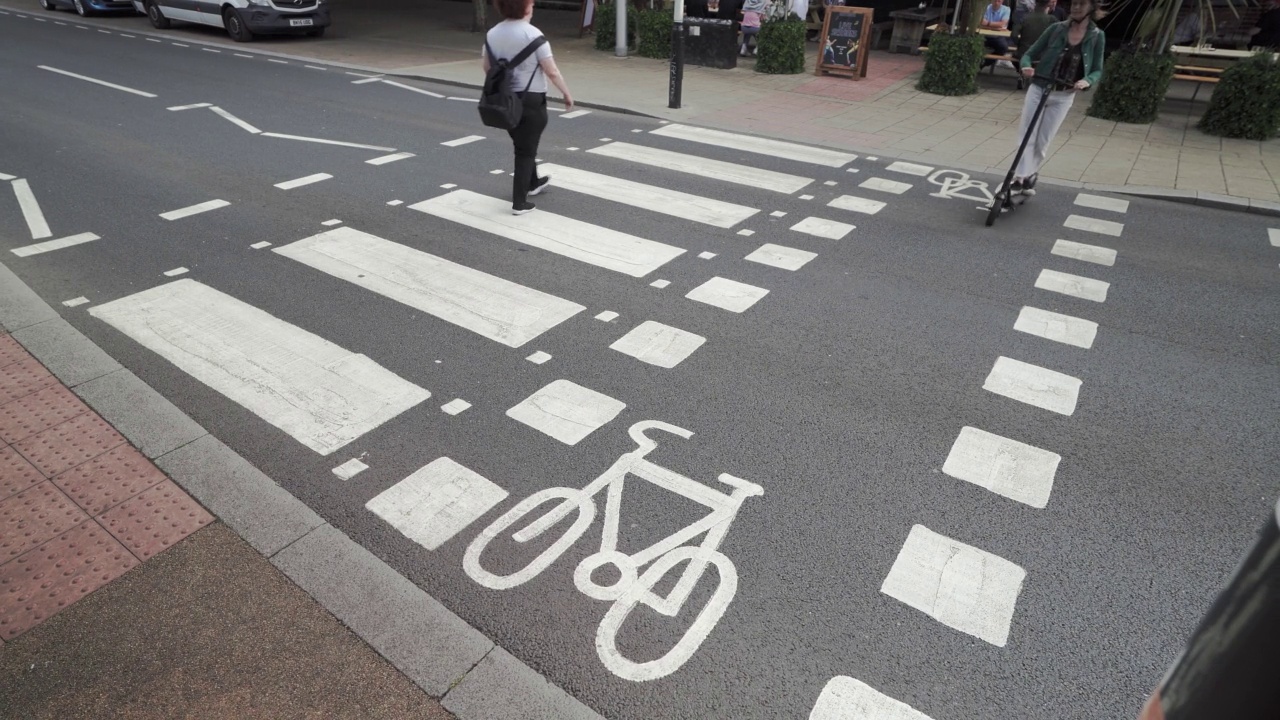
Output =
[{"x1": 484, "y1": 20, "x2": 552, "y2": 94}]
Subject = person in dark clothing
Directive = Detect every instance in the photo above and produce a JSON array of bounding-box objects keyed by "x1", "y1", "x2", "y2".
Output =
[
  {"x1": 1013, "y1": 0, "x2": 1056, "y2": 58},
  {"x1": 482, "y1": 0, "x2": 574, "y2": 215},
  {"x1": 1251, "y1": 0, "x2": 1280, "y2": 49},
  {"x1": 1048, "y1": 0, "x2": 1068, "y2": 21}
]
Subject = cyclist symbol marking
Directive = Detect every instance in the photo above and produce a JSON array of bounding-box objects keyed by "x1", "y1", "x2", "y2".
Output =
[
  {"x1": 927, "y1": 169, "x2": 995, "y2": 204},
  {"x1": 463, "y1": 420, "x2": 763, "y2": 682}
]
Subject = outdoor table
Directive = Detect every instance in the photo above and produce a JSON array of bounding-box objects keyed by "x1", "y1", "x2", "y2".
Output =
[
  {"x1": 1170, "y1": 44, "x2": 1278, "y2": 60},
  {"x1": 925, "y1": 23, "x2": 1011, "y2": 37},
  {"x1": 889, "y1": 7, "x2": 943, "y2": 54}
]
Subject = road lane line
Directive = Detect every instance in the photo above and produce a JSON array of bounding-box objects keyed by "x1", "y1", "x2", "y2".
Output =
[
  {"x1": 88, "y1": 279, "x2": 429, "y2": 455},
  {"x1": 267, "y1": 58, "x2": 288, "y2": 64},
  {"x1": 380, "y1": 79, "x2": 443, "y2": 97},
  {"x1": 159, "y1": 199, "x2": 231, "y2": 220},
  {"x1": 1051, "y1": 238, "x2": 1116, "y2": 266},
  {"x1": 1074, "y1": 193, "x2": 1129, "y2": 213},
  {"x1": 250, "y1": 241, "x2": 272, "y2": 249},
  {"x1": 275, "y1": 173, "x2": 333, "y2": 190},
  {"x1": 63, "y1": 297, "x2": 90, "y2": 307},
  {"x1": 11, "y1": 179, "x2": 52, "y2": 239},
  {"x1": 366, "y1": 152, "x2": 415, "y2": 165},
  {"x1": 119, "y1": 33, "x2": 135, "y2": 37},
  {"x1": 649, "y1": 124, "x2": 856, "y2": 167},
  {"x1": 983, "y1": 356, "x2": 1082, "y2": 415},
  {"x1": 811, "y1": 676, "x2": 935, "y2": 720},
  {"x1": 275, "y1": 227, "x2": 585, "y2": 348},
  {"x1": 609, "y1": 320, "x2": 705, "y2": 368},
  {"x1": 11, "y1": 232, "x2": 99, "y2": 257},
  {"x1": 1268, "y1": 228, "x2": 1279, "y2": 246},
  {"x1": 790, "y1": 216, "x2": 854, "y2": 240},
  {"x1": 560, "y1": 109, "x2": 592, "y2": 118},
  {"x1": 859, "y1": 177, "x2": 912, "y2": 194},
  {"x1": 367, "y1": 458, "x2": 508, "y2": 550},
  {"x1": 209, "y1": 106, "x2": 261, "y2": 133},
  {"x1": 0, "y1": 172, "x2": 14, "y2": 181},
  {"x1": 441, "y1": 399, "x2": 471, "y2": 415},
  {"x1": 744, "y1": 243, "x2": 816, "y2": 271},
  {"x1": 38, "y1": 65, "x2": 157, "y2": 98},
  {"x1": 321, "y1": 219, "x2": 342, "y2": 226},
  {"x1": 332, "y1": 458, "x2": 368, "y2": 480},
  {"x1": 146, "y1": 37, "x2": 161, "y2": 42},
  {"x1": 167, "y1": 102, "x2": 212, "y2": 111},
  {"x1": 163, "y1": 267, "x2": 189, "y2": 277},
  {"x1": 1064, "y1": 214, "x2": 1124, "y2": 237},
  {"x1": 536, "y1": 163, "x2": 759, "y2": 228},
  {"x1": 171, "y1": 42, "x2": 188, "y2": 47},
  {"x1": 410, "y1": 189, "x2": 685, "y2": 277},
  {"x1": 233, "y1": 53, "x2": 253, "y2": 58},
  {"x1": 885, "y1": 161, "x2": 935, "y2": 176},
  {"x1": 441, "y1": 135, "x2": 485, "y2": 147},
  {"x1": 943, "y1": 426, "x2": 1061, "y2": 508},
  {"x1": 506, "y1": 379, "x2": 625, "y2": 445},
  {"x1": 827, "y1": 195, "x2": 886, "y2": 215},
  {"x1": 202, "y1": 47, "x2": 220, "y2": 53},
  {"x1": 881, "y1": 524, "x2": 1026, "y2": 647},
  {"x1": 526, "y1": 351, "x2": 552, "y2": 364},
  {"x1": 446, "y1": 96, "x2": 479, "y2": 102},
  {"x1": 588, "y1": 142, "x2": 812, "y2": 194},
  {"x1": 685, "y1": 277, "x2": 769, "y2": 313},
  {"x1": 351, "y1": 76, "x2": 384, "y2": 84},
  {"x1": 1014, "y1": 306, "x2": 1098, "y2": 349},
  {"x1": 304, "y1": 65, "x2": 326, "y2": 70},
  {"x1": 260, "y1": 132, "x2": 395, "y2": 152},
  {"x1": 346, "y1": 71, "x2": 382, "y2": 78},
  {"x1": 1035, "y1": 268, "x2": 1109, "y2": 302}
]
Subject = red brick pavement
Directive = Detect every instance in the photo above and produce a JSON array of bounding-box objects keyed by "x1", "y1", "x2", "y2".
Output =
[{"x1": 0, "y1": 333, "x2": 213, "y2": 643}]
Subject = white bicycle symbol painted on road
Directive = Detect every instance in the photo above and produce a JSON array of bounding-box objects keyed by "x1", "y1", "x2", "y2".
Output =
[
  {"x1": 463, "y1": 420, "x2": 763, "y2": 682},
  {"x1": 928, "y1": 168, "x2": 996, "y2": 204}
]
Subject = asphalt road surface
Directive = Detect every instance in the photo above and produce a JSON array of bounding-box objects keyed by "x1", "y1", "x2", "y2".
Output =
[{"x1": 3, "y1": 8, "x2": 1278, "y2": 719}]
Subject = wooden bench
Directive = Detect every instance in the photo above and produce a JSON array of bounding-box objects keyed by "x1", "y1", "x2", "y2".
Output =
[{"x1": 1172, "y1": 68, "x2": 1221, "y2": 105}]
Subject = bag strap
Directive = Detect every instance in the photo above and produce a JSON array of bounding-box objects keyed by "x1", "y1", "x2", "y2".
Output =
[{"x1": 508, "y1": 36, "x2": 547, "y2": 69}]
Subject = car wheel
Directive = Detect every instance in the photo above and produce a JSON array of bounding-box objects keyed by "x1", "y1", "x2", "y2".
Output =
[
  {"x1": 39, "y1": 0, "x2": 57, "y2": 11},
  {"x1": 224, "y1": 8, "x2": 252, "y2": 42},
  {"x1": 146, "y1": 0, "x2": 169, "y2": 28},
  {"x1": 306, "y1": 27, "x2": 325, "y2": 38},
  {"x1": 73, "y1": 0, "x2": 90, "y2": 16}
]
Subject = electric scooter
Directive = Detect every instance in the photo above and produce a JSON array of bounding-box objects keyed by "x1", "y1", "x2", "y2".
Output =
[{"x1": 986, "y1": 78, "x2": 1054, "y2": 226}]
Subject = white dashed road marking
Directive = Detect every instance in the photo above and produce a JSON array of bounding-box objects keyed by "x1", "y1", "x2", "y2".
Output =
[
  {"x1": 685, "y1": 277, "x2": 769, "y2": 313},
  {"x1": 983, "y1": 356, "x2": 1082, "y2": 416},
  {"x1": 275, "y1": 173, "x2": 333, "y2": 190},
  {"x1": 12, "y1": 233, "x2": 100, "y2": 258},
  {"x1": 367, "y1": 152, "x2": 415, "y2": 165},
  {"x1": 609, "y1": 320, "x2": 706, "y2": 368},
  {"x1": 588, "y1": 142, "x2": 813, "y2": 194},
  {"x1": 943, "y1": 426, "x2": 1062, "y2": 508},
  {"x1": 1014, "y1": 306, "x2": 1098, "y2": 349},
  {"x1": 650, "y1": 124, "x2": 857, "y2": 167},
  {"x1": 1074, "y1": 193, "x2": 1129, "y2": 213},
  {"x1": 366, "y1": 458, "x2": 508, "y2": 550},
  {"x1": 159, "y1": 199, "x2": 231, "y2": 220},
  {"x1": 441, "y1": 399, "x2": 471, "y2": 415},
  {"x1": 506, "y1": 379, "x2": 626, "y2": 446},
  {"x1": 1051, "y1": 239, "x2": 1117, "y2": 266},
  {"x1": 885, "y1": 161, "x2": 935, "y2": 176},
  {"x1": 791, "y1": 217, "x2": 855, "y2": 240},
  {"x1": 744, "y1": 243, "x2": 817, "y2": 271},
  {"x1": 535, "y1": 163, "x2": 759, "y2": 228},
  {"x1": 1064, "y1": 214, "x2": 1124, "y2": 237},
  {"x1": 827, "y1": 195, "x2": 886, "y2": 215},
  {"x1": 442, "y1": 135, "x2": 485, "y2": 147},
  {"x1": 810, "y1": 676, "x2": 935, "y2": 720},
  {"x1": 38, "y1": 65, "x2": 157, "y2": 98},
  {"x1": 1035, "y1": 268, "x2": 1110, "y2": 302},
  {"x1": 859, "y1": 177, "x2": 912, "y2": 194},
  {"x1": 881, "y1": 524, "x2": 1026, "y2": 647},
  {"x1": 332, "y1": 458, "x2": 368, "y2": 480}
]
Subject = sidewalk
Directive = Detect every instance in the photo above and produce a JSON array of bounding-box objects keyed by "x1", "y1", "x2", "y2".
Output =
[{"x1": 0, "y1": 330, "x2": 455, "y2": 719}]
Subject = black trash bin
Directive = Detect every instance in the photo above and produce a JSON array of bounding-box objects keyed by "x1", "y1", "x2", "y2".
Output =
[{"x1": 684, "y1": 17, "x2": 737, "y2": 70}]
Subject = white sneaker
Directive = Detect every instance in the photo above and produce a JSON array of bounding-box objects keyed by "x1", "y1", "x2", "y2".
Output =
[{"x1": 997, "y1": 59, "x2": 1016, "y2": 70}]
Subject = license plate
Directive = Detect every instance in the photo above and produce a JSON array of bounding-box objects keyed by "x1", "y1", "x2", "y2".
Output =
[{"x1": 289, "y1": 18, "x2": 313, "y2": 26}]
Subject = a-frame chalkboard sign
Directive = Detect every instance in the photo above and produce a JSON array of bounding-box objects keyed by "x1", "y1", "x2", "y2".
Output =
[{"x1": 815, "y1": 5, "x2": 873, "y2": 79}]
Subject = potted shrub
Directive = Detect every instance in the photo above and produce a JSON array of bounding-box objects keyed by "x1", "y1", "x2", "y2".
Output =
[
  {"x1": 1199, "y1": 53, "x2": 1280, "y2": 140},
  {"x1": 918, "y1": 0, "x2": 986, "y2": 96},
  {"x1": 637, "y1": 5, "x2": 673, "y2": 59},
  {"x1": 755, "y1": 3, "x2": 805, "y2": 74},
  {"x1": 1087, "y1": 46, "x2": 1176, "y2": 123}
]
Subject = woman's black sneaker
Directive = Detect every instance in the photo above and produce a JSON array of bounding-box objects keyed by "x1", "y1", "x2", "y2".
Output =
[
  {"x1": 512, "y1": 202, "x2": 536, "y2": 216},
  {"x1": 529, "y1": 176, "x2": 551, "y2": 196},
  {"x1": 1023, "y1": 174, "x2": 1038, "y2": 196}
]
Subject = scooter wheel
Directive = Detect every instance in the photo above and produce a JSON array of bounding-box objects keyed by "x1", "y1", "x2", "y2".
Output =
[{"x1": 985, "y1": 196, "x2": 1002, "y2": 226}]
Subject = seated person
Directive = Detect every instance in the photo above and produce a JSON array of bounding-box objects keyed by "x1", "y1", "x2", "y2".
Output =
[
  {"x1": 1251, "y1": 0, "x2": 1280, "y2": 49},
  {"x1": 1048, "y1": 0, "x2": 1068, "y2": 21},
  {"x1": 741, "y1": 0, "x2": 767, "y2": 55},
  {"x1": 1171, "y1": 10, "x2": 1202, "y2": 45},
  {"x1": 1013, "y1": 0, "x2": 1056, "y2": 59},
  {"x1": 981, "y1": 0, "x2": 1014, "y2": 67}
]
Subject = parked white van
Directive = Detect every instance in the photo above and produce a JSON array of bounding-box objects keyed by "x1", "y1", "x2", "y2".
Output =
[{"x1": 132, "y1": 0, "x2": 330, "y2": 42}]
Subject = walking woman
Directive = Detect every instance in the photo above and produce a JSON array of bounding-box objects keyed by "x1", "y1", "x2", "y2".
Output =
[
  {"x1": 1010, "y1": 0, "x2": 1104, "y2": 194},
  {"x1": 483, "y1": 0, "x2": 574, "y2": 215}
]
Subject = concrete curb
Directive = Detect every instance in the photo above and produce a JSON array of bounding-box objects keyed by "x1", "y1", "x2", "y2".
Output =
[{"x1": 0, "y1": 258, "x2": 602, "y2": 720}]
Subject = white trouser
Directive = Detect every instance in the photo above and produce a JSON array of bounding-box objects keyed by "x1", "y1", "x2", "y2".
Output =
[{"x1": 1014, "y1": 83, "x2": 1075, "y2": 179}]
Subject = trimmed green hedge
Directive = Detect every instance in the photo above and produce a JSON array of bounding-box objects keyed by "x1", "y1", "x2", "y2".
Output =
[
  {"x1": 637, "y1": 7, "x2": 672, "y2": 59},
  {"x1": 755, "y1": 14, "x2": 805, "y2": 74},
  {"x1": 1087, "y1": 48, "x2": 1175, "y2": 124},
  {"x1": 1199, "y1": 53, "x2": 1280, "y2": 140},
  {"x1": 594, "y1": 1, "x2": 637, "y2": 52},
  {"x1": 918, "y1": 33, "x2": 983, "y2": 96}
]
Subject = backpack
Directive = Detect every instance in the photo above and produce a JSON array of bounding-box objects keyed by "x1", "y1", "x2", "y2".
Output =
[{"x1": 478, "y1": 36, "x2": 547, "y2": 130}]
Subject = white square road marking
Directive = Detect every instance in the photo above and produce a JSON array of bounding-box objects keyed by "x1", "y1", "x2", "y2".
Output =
[
  {"x1": 1074, "y1": 193, "x2": 1129, "y2": 213},
  {"x1": 737, "y1": 229, "x2": 755, "y2": 236},
  {"x1": 1051, "y1": 239, "x2": 1116, "y2": 266},
  {"x1": 859, "y1": 177, "x2": 912, "y2": 194},
  {"x1": 744, "y1": 243, "x2": 817, "y2": 271},
  {"x1": 442, "y1": 135, "x2": 485, "y2": 147},
  {"x1": 62, "y1": 297, "x2": 89, "y2": 308},
  {"x1": 885, "y1": 161, "x2": 934, "y2": 176},
  {"x1": 367, "y1": 152, "x2": 415, "y2": 165},
  {"x1": 881, "y1": 524, "x2": 1026, "y2": 647},
  {"x1": 366, "y1": 457, "x2": 508, "y2": 551},
  {"x1": 827, "y1": 195, "x2": 886, "y2": 215},
  {"x1": 686, "y1": 277, "x2": 769, "y2": 313},
  {"x1": 163, "y1": 267, "x2": 189, "y2": 277},
  {"x1": 1064, "y1": 214, "x2": 1124, "y2": 237},
  {"x1": 441, "y1": 399, "x2": 471, "y2": 415},
  {"x1": 321, "y1": 219, "x2": 343, "y2": 227},
  {"x1": 1014, "y1": 306, "x2": 1098, "y2": 349},
  {"x1": 770, "y1": 210, "x2": 787, "y2": 218},
  {"x1": 791, "y1": 217, "x2": 855, "y2": 240},
  {"x1": 332, "y1": 458, "x2": 369, "y2": 480},
  {"x1": 1035, "y1": 269, "x2": 1109, "y2": 302},
  {"x1": 609, "y1": 321, "x2": 706, "y2": 368},
  {"x1": 983, "y1": 356, "x2": 1082, "y2": 416},
  {"x1": 810, "y1": 676, "x2": 935, "y2": 720},
  {"x1": 943, "y1": 427, "x2": 1061, "y2": 508},
  {"x1": 526, "y1": 351, "x2": 552, "y2": 364},
  {"x1": 649, "y1": 279, "x2": 670, "y2": 289},
  {"x1": 1269, "y1": 228, "x2": 1280, "y2": 247},
  {"x1": 506, "y1": 379, "x2": 626, "y2": 446},
  {"x1": 698, "y1": 251, "x2": 717, "y2": 259},
  {"x1": 250, "y1": 241, "x2": 272, "y2": 249},
  {"x1": 595, "y1": 311, "x2": 619, "y2": 322},
  {"x1": 275, "y1": 173, "x2": 332, "y2": 190}
]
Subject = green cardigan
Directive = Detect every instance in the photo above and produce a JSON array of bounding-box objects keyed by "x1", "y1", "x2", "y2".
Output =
[{"x1": 1019, "y1": 20, "x2": 1106, "y2": 86}]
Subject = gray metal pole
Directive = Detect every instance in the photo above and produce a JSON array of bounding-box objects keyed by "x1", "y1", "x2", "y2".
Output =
[
  {"x1": 616, "y1": 0, "x2": 628, "y2": 57},
  {"x1": 669, "y1": 0, "x2": 684, "y2": 108}
]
